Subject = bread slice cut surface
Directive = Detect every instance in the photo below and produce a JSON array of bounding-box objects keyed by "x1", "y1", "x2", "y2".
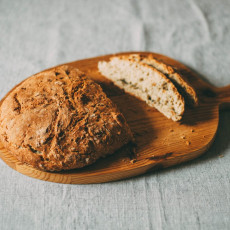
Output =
[
  {"x1": 98, "y1": 56, "x2": 185, "y2": 121},
  {"x1": 129, "y1": 54, "x2": 198, "y2": 106}
]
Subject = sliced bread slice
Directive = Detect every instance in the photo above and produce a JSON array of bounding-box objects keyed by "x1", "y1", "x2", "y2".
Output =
[
  {"x1": 98, "y1": 56, "x2": 185, "y2": 121},
  {"x1": 128, "y1": 54, "x2": 198, "y2": 106}
]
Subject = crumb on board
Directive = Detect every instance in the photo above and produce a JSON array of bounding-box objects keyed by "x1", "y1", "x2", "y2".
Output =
[
  {"x1": 191, "y1": 129, "x2": 195, "y2": 132},
  {"x1": 186, "y1": 141, "x2": 190, "y2": 146},
  {"x1": 169, "y1": 129, "x2": 174, "y2": 132},
  {"x1": 181, "y1": 135, "x2": 186, "y2": 139},
  {"x1": 130, "y1": 159, "x2": 136, "y2": 164}
]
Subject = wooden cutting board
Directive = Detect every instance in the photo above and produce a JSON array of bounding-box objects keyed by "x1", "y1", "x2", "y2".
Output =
[{"x1": 0, "y1": 52, "x2": 229, "y2": 184}]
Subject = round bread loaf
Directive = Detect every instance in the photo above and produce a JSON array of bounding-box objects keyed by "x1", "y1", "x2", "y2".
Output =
[{"x1": 0, "y1": 65, "x2": 133, "y2": 171}]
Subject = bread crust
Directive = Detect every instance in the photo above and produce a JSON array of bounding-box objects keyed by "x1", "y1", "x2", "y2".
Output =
[{"x1": 0, "y1": 65, "x2": 133, "y2": 171}]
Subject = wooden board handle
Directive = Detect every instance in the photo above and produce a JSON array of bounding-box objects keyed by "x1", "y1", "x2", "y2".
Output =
[{"x1": 215, "y1": 85, "x2": 230, "y2": 110}]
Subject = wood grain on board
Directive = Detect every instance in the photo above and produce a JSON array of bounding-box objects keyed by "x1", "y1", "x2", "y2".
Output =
[{"x1": 0, "y1": 52, "x2": 229, "y2": 184}]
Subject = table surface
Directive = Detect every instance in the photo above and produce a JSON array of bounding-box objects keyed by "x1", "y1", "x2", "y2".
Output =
[{"x1": 0, "y1": 0, "x2": 230, "y2": 229}]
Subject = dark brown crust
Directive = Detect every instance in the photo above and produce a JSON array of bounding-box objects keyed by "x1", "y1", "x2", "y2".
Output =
[{"x1": 0, "y1": 66, "x2": 133, "y2": 171}]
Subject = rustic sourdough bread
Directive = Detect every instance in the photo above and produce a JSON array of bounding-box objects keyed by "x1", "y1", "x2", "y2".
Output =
[
  {"x1": 0, "y1": 65, "x2": 133, "y2": 171},
  {"x1": 129, "y1": 54, "x2": 198, "y2": 106},
  {"x1": 98, "y1": 56, "x2": 185, "y2": 121}
]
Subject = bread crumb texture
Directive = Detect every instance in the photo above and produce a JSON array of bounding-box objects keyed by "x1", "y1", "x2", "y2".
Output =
[
  {"x1": 132, "y1": 54, "x2": 198, "y2": 106},
  {"x1": 98, "y1": 55, "x2": 185, "y2": 121},
  {"x1": 0, "y1": 65, "x2": 133, "y2": 171}
]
